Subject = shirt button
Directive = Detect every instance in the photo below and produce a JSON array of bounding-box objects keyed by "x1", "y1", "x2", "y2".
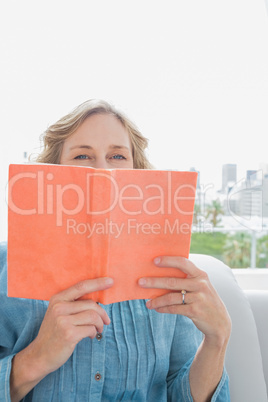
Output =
[
  {"x1": 95, "y1": 372, "x2": 102, "y2": 381},
  {"x1": 96, "y1": 332, "x2": 102, "y2": 341}
]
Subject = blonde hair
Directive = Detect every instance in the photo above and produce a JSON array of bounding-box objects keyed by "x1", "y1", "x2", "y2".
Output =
[{"x1": 35, "y1": 99, "x2": 153, "y2": 169}]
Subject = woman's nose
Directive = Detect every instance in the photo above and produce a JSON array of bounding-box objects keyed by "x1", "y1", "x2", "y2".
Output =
[{"x1": 93, "y1": 158, "x2": 110, "y2": 169}]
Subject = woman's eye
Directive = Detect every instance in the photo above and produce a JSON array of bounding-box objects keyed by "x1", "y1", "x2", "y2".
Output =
[
  {"x1": 111, "y1": 154, "x2": 126, "y2": 160},
  {"x1": 74, "y1": 155, "x2": 89, "y2": 160}
]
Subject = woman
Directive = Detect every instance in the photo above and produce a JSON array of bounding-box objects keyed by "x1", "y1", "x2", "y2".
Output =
[{"x1": 0, "y1": 99, "x2": 231, "y2": 401}]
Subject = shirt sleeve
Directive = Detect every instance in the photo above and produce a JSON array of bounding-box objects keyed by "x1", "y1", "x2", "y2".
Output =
[
  {"x1": 0, "y1": 354, "x2": 15, "y2": 402},
  {"x1": 166, "y1": 315, "x2": 230, "y2": 402},
  {"x1": 0, "y1": 242, "x2": 13, "y2": 402},
  {"x1": 0, "y1": 241, "x2": 48, "y2": 402}
]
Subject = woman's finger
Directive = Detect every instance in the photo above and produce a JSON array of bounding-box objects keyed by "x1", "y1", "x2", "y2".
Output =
[
  {"x1": 51, "y1": 277, "x2": 114, "y2": 303},
  {"x1": 154, "y1": 256, "x2": 201, "y2": 278},
  {"x1": 138, "y1": 276, "x2": 195, "y2": 291},
  {"x1": 146, "y1": 290, "x2": 194, "y2": 310},
  {"x1": 49, "y1": 299, "x2": 111, "y2": 325},
  {"x1": 64, "y1": 309, "x2": 105, "y2": 334},
  {"x1": 152, "y1": 304, "x2": 193, "y2": 315}
]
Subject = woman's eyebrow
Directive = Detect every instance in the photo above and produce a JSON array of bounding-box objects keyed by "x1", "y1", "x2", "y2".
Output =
[
  {"x1": 70, "y1": 145, "x2": 93, "y2": 150},
  {"x1": 109, "y1": 145, "x2": 131, "y2": 151},
  {"x1": 69, "y1": 145, "x2": 131, "y2": 151}
]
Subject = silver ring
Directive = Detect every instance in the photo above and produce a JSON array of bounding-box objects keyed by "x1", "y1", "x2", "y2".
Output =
[{"x1": 181, "y1": 289, "x2": 187, "y2": 305}]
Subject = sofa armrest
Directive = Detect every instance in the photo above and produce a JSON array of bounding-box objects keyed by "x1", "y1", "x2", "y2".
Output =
[
  {"x1": 189, "y1": 254, "x2": 267, "y2": 402},
  {"x1": 244, "y1": 290, "x2": 268, "y2": 388}
]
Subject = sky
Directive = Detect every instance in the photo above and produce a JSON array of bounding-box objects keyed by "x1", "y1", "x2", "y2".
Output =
[{"x1": 0, "y1": 0, "x2": 268, "y2": 240}]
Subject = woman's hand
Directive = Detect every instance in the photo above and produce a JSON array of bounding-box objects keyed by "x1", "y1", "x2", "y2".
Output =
[
  {"x1": 138, "y1": 256, "x2": 231, "y2": 346},
  {"x1": 10, "y1": 277, "x2": 113, "y2": 402},
  {"x1": 32, "y1": 277, "x2": 113, "y2": 373},
  {"x1": 138, "y1": 256, "x2": 232, "y2": 400}
]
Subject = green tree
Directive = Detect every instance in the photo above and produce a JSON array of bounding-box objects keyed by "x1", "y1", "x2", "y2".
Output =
[
  {"x1": 193, "y1": 203, "x2": 201, "y2": 225},
  {"x1": 205, "y1": 199, "x2": 224, "y2": 227},
  {"x1": 257, "y1": 235, "x2": 268, "y2": 268},
  {"x1": 223, "y1": 232, "x2": 251, "y2": 268},
  {"x1": 190, "y1": 232, "x2": 227, "y2": 262}
]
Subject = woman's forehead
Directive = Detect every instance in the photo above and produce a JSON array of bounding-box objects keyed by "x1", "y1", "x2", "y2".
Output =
[{"x1": 65, "y1": 114, "x2": 132, "y2": 149}]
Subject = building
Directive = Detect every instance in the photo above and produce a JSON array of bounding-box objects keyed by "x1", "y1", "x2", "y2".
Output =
[
  {"x1": 189, "y1": 167, "x2": 200, "y2": 189},
  {"x1": 226, "y1": 169, "x2": 268, "y2": 220},
  {"x1": 263, "y1": 174, "x2": 268, "y2": 218},
  {"x1": 222, "y1": 164, "x2": 237, "y2": 193}
]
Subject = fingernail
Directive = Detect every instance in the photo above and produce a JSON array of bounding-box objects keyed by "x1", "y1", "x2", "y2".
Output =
[
  {"x1": 105, "y1": 278, "x2": 114, "y2": 285},
  {"x1": 154, "y1": 257, "x2": 161, "y2": 265},
  {"x1": 138, "y1": 278, "x2": 146, "y2": 286},
  {"x1": 146, "y1": 300, "x2": 152, "y2": 309}
]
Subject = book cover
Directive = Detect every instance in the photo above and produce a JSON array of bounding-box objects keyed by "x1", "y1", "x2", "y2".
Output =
[{"x1": 7, "y1": 164, "x2": 197, "y2": 304}]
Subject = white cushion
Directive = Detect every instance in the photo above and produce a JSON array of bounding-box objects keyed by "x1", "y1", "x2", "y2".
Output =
[
  {"x1": 189, "y1": 254, "x2": 267, "y2": 402},
  {"x1": 245, "y1": 290, "x2": 268, "y2": 388}
]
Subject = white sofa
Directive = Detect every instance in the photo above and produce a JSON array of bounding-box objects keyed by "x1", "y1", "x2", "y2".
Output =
[{"x1": 190, "y1": 254, "x2": 268, "y2": 402}]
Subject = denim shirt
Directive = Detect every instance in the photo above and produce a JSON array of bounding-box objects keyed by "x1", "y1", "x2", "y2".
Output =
[{"x1": 0, "y1": 242, "x2": 230, "y2": 401}]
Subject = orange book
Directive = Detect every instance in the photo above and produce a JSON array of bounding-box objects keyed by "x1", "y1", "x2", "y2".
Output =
[{"x1": 7, "y1": 164, "x2": 197, "y2": 304}]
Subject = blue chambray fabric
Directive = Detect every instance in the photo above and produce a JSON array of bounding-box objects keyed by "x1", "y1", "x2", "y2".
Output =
[{"x1": 0, "y1": 242, "x2": 230, "y2": 401}]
